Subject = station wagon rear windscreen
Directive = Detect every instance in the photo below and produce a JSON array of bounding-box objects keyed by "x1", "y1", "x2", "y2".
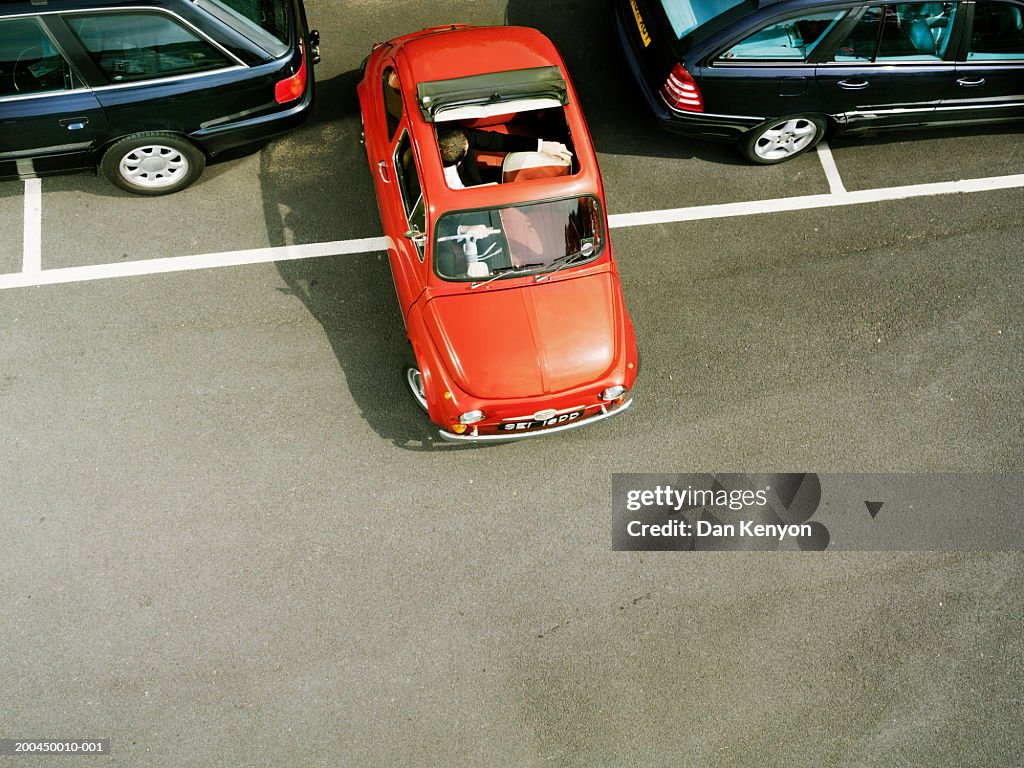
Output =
[
  {"x1": 204, "y1": 0, "x2": 291, "y2": 52},
  {"x1": 661, "y1": 0, "x2": 748, "y2": 38}
]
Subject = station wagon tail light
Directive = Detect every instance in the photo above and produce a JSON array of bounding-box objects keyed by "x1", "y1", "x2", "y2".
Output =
[
  {"x1": 660, "y1": 63, "x2": 703, "y2": 113},
  {"x1": 459, "y1": 410, "x2": 486, "y2": 425},
  {"x1": 275, "y1": 42, "x2": 308, "y2": 104}
]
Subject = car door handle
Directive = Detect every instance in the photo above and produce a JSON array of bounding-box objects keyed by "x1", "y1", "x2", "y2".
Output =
[
  {"x1": 837, "y1": 79, "x2": 869, "y2": 90},
  {"x1": 59, "y1": 117, "x2": 90, "y2": 130},
  {"x1": 377, "y1": 160, "x2": 390, "y2": 183},
  {"x1": 957, "y1": 77, "x2": 986, "y2": 87}
]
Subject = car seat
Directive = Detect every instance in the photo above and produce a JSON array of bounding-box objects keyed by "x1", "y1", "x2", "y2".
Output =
[
  {"x1": 501, "y1": 151, "x2": 571, "y2": 183},
  {"x1": 907, "y1": 18, "x2": 937, "y2": 54},
  {"x1": 982, "y1": 4, "x2": 1023, "y2": 42},
  {"x1": 499, "y1": 204, "x2": 572, "y2": 268}
]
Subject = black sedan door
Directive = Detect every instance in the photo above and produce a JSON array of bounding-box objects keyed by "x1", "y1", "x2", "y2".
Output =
[
  {"x1": 940, "y1": 0, "x2": 1024, "y2": 124},
  {"x1": 51, "y1": 8, "x2": 264, "y2": 141},
  {"x1": 697, "y1": 9, "x2": 851, "y2": 119},
  {"x1": 815, "y1": 2, "x2": 962, "y2": 130},
  {"x1": 0, "y1": 16, "x2": 108, "y2": 178}
]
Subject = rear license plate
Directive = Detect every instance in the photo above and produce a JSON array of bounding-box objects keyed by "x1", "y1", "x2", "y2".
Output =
[
  {"x1": 629, "y1": 0, "x2": 652, "y2": 47},
  {"x1": 497, "y1": 409, "x2": 584, "y2": 433}
]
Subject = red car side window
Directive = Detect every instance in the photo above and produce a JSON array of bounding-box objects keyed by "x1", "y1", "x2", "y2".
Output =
[{"x1": 383, "y1": 66, "x2": 403, "y2": 142}]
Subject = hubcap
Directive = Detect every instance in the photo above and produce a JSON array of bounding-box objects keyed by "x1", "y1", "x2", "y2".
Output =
[
  {"x1": 406, "y1": 367, "x2": 428, "y2": 411},
  {"x1": 119, "y1": 144, "x2": 189, "y2": 188},
  {"x1": 754, "y1": 118, "x2": 818, "y2": 161}
]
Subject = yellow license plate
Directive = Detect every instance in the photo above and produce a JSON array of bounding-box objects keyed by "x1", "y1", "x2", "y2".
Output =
[{"x1": 629, "y1": 0, "x2": 652, "y2": 47}]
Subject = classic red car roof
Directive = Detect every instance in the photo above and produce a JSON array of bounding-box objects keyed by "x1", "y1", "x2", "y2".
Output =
[{"x1": 386, "y1": 25, "x2": 605, "y2": 218}]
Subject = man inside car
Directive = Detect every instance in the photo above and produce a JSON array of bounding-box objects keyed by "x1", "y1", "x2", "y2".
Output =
[{"x1": 437, "y1": 128, "x2": 572, "y2": 188}]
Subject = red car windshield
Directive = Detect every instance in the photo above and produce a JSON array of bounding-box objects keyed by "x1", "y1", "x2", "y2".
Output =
[{"x1": 434, "y1": 196, "x2": 604, "y2": 282}]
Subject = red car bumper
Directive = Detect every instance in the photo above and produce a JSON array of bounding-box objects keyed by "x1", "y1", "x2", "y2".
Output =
[{"x1": 437, "y1": 398, "x2": 633, "y2": 443}]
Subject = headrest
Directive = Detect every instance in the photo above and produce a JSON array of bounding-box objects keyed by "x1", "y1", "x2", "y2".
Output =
[{"x1": 908, "y1": 19, "x2": 935, "y2": 54}]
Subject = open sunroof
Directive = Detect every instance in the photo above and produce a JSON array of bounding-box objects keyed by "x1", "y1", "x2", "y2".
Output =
[{"x1": 416, "y1": 66, "x2": 568, "y2": 123}]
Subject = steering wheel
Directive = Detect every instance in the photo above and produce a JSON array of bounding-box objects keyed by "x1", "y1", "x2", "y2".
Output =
[{"x1": 13, "y1": 45, "x2": 66, "y2": 94}]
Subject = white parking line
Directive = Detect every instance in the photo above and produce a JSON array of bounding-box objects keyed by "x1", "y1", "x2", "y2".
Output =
[
  {"x1": 2, "y1": 172, "x2": 1024, "y2": 291},
  {"x1": 0, "y1": 237, "x2": 387, "y2": 290},
  {"x1": 22, "y1": 179, "x2": 42, "y2": 274},
  {"x1": 606, "y1": 172, "x2": 1024, "y2": 228},
  {"x1": 816, "y1": 141, "x2": 847, "y2": 195}
]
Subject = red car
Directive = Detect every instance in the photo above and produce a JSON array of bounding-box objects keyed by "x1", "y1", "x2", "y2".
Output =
[{"x1": 357, "y1": 24, "x2": 638, "y2": 442}]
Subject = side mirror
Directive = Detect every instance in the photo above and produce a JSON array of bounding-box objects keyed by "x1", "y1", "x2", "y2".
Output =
[
  {"x1": 309, "y1": 29, "x2": 321, "y2": 65},
  {"x1": 404, "y1": 229, "x2": 427, "y2": 247}
]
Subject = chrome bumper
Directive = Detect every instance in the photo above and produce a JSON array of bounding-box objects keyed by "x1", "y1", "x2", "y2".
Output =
[{"x1": 438, "y1": 399, "x2": 633, "y2": 443}]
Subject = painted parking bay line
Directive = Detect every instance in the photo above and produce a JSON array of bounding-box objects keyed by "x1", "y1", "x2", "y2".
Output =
[
  {"x1": 2, "y1": 172, "x2": 1024, "y2": 291},
  {"x1": 816, "y1": 140, "x2": 847, "y2": 195},
  {"x1": 0, "y1": 237, "x2": 387, "y2": 290},
  {"x1": 22, "y1": 178, "x2": 42, "y2": 274},
  {"x1": 606, "y1": 172, "x2": 1024, "y2": 228}
]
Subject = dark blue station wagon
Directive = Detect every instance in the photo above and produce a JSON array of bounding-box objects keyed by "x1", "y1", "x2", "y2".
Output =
[
  {"x1": 615, "y1": 0, "x2": 1024, "y2": 162},
  {"x1": 0, "y1": 0, "x2": 318, "y2": 193}
]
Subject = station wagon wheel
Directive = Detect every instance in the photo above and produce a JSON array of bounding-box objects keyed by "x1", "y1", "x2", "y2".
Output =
[
  {"x1": 739, "y1": 115, "x2": 826, "y2": 165},
  {"x1": 100, "y1": 133, "x2": 206, "y2": 195},
  {"x1": 404, "y1": 362, "x2": 429, "y2": 413}
]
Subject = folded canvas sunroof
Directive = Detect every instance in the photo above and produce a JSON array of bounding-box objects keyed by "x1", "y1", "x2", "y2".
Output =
[{"x1": 416, "y1": 66, "x2": 568, "y2": 123}]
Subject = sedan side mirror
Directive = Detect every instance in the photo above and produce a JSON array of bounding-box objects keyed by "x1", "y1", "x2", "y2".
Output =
[{"x1": 309, "y1": 29, "x2": 321, "y2": 65}]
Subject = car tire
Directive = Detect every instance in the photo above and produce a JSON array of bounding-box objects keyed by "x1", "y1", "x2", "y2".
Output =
[
  {"x1": 100, "y1": 133, "x2": 206, "y2": 195},
  {"x1": 738, "y1": 115, "x2": 827, "y2": 165},
  {"x1": 403, "y1": 358, "x2": 430, "y2": 413}
]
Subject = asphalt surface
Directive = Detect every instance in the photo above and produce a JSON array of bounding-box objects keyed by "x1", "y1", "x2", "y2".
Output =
[{"x1": 1, "y1": 1, "x2": 1023, "y2": 766}]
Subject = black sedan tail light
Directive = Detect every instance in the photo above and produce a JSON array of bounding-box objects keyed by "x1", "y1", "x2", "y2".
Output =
[{"x1": 659, "y1": 63, "x2": 704, "y2": 113}]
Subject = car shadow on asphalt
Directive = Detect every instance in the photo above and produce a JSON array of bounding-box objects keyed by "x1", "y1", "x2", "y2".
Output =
[
  {"x1": 504, "y1": 0, "x2": 745, "y2": 165},
  {"x1": 827, "y1": 121, "x2": 1024, "y2": 153},
  {"x1": 263, "y1": 69, "x2": 480, "y2": 451}
]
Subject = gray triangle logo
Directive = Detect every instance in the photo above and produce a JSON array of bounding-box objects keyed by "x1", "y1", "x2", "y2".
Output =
[{"x1": 866, "y1": 501, "x2": 884, "y2": 519}]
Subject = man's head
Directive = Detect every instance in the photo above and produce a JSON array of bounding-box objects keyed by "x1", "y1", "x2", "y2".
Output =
[{"x1": 438, "y1": 129, "x2": 470, "y2": 166}]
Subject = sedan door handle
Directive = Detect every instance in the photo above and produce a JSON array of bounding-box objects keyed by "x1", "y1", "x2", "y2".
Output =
[
  {"x1": 377, "y1": 160, "x2": 390, "y2": 183},
  {"x1": 59, "y1": 117, "x2": 89, "y2": 130},
  {"x1": 956, "y1": 77, "x2": 986, "y2": 87},
  {"x1": 837, "y1": 79, "x2": 869, "y2": 90}
]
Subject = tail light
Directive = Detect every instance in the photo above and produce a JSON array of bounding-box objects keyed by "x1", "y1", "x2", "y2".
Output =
[
  {"x1": 659, "y1": 63, "x2": 703, "y2": 113},
  {"x1": 274, "y1": 41, "x2": 307, "y2": 104}
]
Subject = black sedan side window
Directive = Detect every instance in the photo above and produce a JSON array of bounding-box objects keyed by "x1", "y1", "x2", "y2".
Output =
[
  {"x1": 832, "y1": 3, "x2": 959, "y2": 61},
  {"x1": 719, "y1": 11, "x2": 847, "y2": 60},
  {"x1": 65, "y1": 11, "x2": 234, "y2": 83},
  {"x1": 968, "y1": 2, "x2": 1024, "y2": 58},
  {"x1": 0, "y1": 18, "x2": 74, "y2": 98}
]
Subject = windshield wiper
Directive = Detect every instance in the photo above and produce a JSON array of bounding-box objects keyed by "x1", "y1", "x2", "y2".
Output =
[
  {"x1": 470, "y1": 263, "x2": 544, "y2": 290},
  {"x1": 535, "y1": 243, "x2": 596, "y2": 282}
]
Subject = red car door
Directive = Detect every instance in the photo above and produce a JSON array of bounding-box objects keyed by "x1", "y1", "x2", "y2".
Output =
[{"x1": 361, "y1": 56, "x2": 427, "y2": 320}]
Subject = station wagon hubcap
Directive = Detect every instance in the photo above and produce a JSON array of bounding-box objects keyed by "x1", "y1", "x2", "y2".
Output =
[
  {"x1": 119, "y1": 145, "x2": 189, "y2": 189},
  {"x1": 754, "y1": 118, "x2": 818, "y2": 161}
]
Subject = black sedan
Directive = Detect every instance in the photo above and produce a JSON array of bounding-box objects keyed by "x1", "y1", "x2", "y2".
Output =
[
  {"x1": 614, "y1": 0, "x2": 1024, "y2": 162},
  {"x1": 0, "y1": 0, "x2": 318, "y2": 194}
]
